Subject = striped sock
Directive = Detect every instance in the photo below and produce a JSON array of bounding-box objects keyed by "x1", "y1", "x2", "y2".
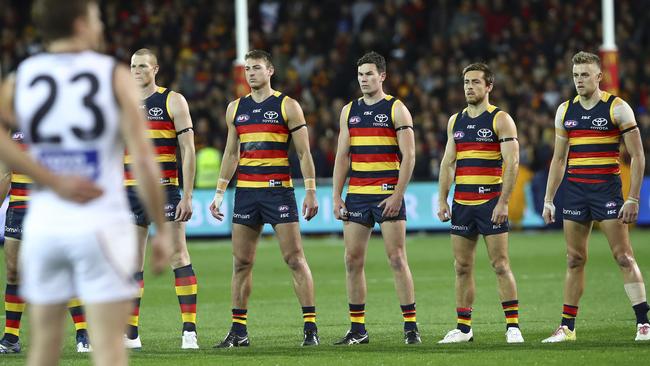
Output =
[
  {"x1": 502, "y1": 300, "x2": 519, "y2": 329},
  {"x1": 561, "y1": 304, "x2": 578, "y2": 331},
  {"x1": 231, "y1": 309, "x2": 247, "y2": 336},
  {"x1": 349, "y1": 303, "x2": 366, "y2": 333},
  {"x1": 456, "y1": 307, "x2": 472, "y2": 334},
  {"x1": 401, "y1": 303, "x2": 417, "y2": 331},
  {"x1": 67, "y1": 298, "x2": 88, "y2": 335},
  {"x1": 174, "y1": 264, "x2": 197, "y2": 332},
  {"x1": 127, "y1": 271, "x2": 144, "y2": 339},
  {"x1": 302, "y1": 306, "x2": 317, "y2": 331},
  {"x1": 633, "y1": 302, "x2": 649, "y2": 324},
  {"x1": 2, "y1": 284, "x2": 24, "y2": 344}
]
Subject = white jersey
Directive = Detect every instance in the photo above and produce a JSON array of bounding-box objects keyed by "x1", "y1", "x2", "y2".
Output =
[{"x1": 14, "y1": 50, "x2": 130, "y2": 232}]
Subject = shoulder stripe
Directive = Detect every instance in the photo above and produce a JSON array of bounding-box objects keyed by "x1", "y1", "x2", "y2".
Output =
[
  {"x1": 344, "y1": 101, "x2": 353, "y2": 127},
  {"x1": 231, "y1": 98, "x2": 241, "y2": 124},
  {"x1": 609, "y1": 96, "x2": 621, "y2": 127},
  {"x1": 449, "y1": 113, "x2": 459, "y2": 132},
  {"x1": 165, "y1": 91, "x2": 174, "y2": 120},
  {"x1": 280, "y1": 95, "x2": 288, "y2": 122}
]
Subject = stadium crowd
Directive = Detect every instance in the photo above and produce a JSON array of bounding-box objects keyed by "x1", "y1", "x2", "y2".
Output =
[{"x1": 2, "y1": 0, "x2": 650, "y2": 214}]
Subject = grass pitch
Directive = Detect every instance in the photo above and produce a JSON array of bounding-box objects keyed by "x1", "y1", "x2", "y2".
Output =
[{"x1": 1, "y1": 230, "x2": 650, "y2": 365}]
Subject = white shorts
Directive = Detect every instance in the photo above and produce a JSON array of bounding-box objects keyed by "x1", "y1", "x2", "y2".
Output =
[{"x1": 19, "y1": 219, "x2": 138, "y2": 304}]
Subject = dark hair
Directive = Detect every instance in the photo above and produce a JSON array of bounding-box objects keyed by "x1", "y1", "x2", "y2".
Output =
[
  {"x1": 357, "y1": 51, "x2": 386, "y2": 74},
  {"x1": 245, "y1": 49, "x2": 273, "y2": 68},
  {"x1": 132, "y1": 48, "x2": 158, "y2": 66},
  {"x1": 462, "y1": 63, "x2": 494, "y2": 86},
  {"x1": 572, "y1": 51, "x2": 601, "y2": 69},
  {"x1": 32, "y1": 0, "x2": 94, "y2": 41}
]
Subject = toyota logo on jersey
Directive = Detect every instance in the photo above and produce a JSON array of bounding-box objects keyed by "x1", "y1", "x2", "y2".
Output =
[
  {"x1": 477, "y1": 128, "x2": 493, "y2": 138},
  {"x1": 592, "y1": 118, "x2": 608, "y2": 127},
  {"x1": 148, "y1": 107, "x2": 163, "y2": 117},
  {"x1": 374, "y1": 114, "x2": 389, "y2": 123},
  {"x1": 264, "y1": 111, "x2": 279, "y2": 120}
]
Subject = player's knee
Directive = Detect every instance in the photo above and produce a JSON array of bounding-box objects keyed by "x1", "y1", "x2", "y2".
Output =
[
  {"x1": 344, "y1": 252, "x2": 364, "y2": 272},
  {"x1": 233, "y1": 257, "x2": 254, "y2": 273},
  {"x1": 454, "y1": 260, "x2": 472, "y2": 276},
  {"x1": 5, "y1": 267, "x2": 18, "y2": 284},
  {"x1": 567, "y1": 253, "x2": 586, "y2": 269},
  {"x1": 614, "y1": 253, "x2": 635, "y2": 269},
  {"x1": 283, "y1": 251, "x2": 306, "y2": 271},
  {"x1": 387, "y1": 252, "x2": 407, "y2": 272}
]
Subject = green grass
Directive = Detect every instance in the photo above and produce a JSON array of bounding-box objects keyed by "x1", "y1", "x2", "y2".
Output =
[{"x1": 2, "y1": 230, "x2": 650, "y2": 365}]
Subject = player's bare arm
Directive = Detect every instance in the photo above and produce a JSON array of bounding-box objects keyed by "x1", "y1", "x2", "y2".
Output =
[
  {"x1": 285, "y1": 97, "x2": 318, "y2": 221},
  {"x1": 210, "y1": 100, "x2": 240, "y2": 221},
  {"x1": 115, "y1": 64, "x2": 171, "y2": 274},
  {"x1": 492, "y1": 111, "x2": 519, "y2": 225},
  {"x1": 0, "y1": 170, "x2": 11, "y2": 201},
  {"x1": 437, "y1": 114, "x2": 458, "y2": 222},
  {"x1": 168, "y1": 91, "x2": 196, "y2": 222},
  {"x1": 615, "y1": 99, "x2": 645, "y2": 224},
  {"x1": 378, "y1": 100, "x2": 414, "y2": 218},
  {"x1": 542, "y1": 102, "x2": 570, "y2": 224},
  {"x1": 0, "y1": 75, "x2": 102, "y2": 203},
  {"x1": 332, "y1": 103, "x2": 351, "y2": 221}
]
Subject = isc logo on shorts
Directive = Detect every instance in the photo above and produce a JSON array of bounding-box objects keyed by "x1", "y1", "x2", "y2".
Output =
[
  {"x1": 269, "y1": 180, "x2": 282, "y2": 187},
  {"x1": 381, "y1": 183, "x2": 395, "y2": 191}
]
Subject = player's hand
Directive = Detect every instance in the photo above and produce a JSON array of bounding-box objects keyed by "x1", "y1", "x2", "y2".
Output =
[
  {"x1": 174, "y1": 195, "x2": 193, "y2": 222},
  {"x1": 437, "y1": 200, "x2": 451, "y2": 222},
  {"x1": 618, "y1": 199, "x2": 639, "y2": 224},
  {"x1": 149, "y1": 226, "x2": 173, "y2": 276},
  {"x1": 209, "y1": 191, "x2": 225, "y2": 221},
  {"x1": 378, "y1": 193, "x2": 403, "y2": 218},
  {"x1": 53, "y1": 176, "x2": 103, "y2": 203},
  {"x1": 542, "y1": 200, "x2": 556, "y2": 224},
  {"x1": 302, "y1": 190, "x2": 318, "y2": 221},
  {"x1": 491, "y1": 200, "x2": 509, "y2": 224},
  {"x1": 333, "y1": 196, "x2": 348, "y2": 221}
]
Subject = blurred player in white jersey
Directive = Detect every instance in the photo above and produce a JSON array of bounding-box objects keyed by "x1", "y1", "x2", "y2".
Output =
[{"x1": 0, "y1": 1, "x2": 172, "y2": 365}]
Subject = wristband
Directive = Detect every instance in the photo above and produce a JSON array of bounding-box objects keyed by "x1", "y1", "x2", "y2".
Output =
[
  {"x1": 217, "y1": 178, "x2": 229, "y2": 192},
  {"x1": 304, "y1": 178, "x2": 316, "y2": 191},
  {"x1": 213, "y1": 191, "x2": 224, "y2": 209}
]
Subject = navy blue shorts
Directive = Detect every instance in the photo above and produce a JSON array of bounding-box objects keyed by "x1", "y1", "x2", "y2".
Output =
[
  {"x1": 127, "y1": 185, "x2": 181, "y2": 227},
  {"x1": 344, "y1": 194, "x2": 406, "y2": 227},
  {"x1": 562, "y1": 176, "x2": 624, "y2": 222},
  {"x1": 4, "y1": 208, "x2": 26, "y2": 240},
  {"x1": 451, "y1": 197, "x2": 508, "y2": 238},
  {"x1": 232, "y1": 188, "x2": 299, "y2": 227}
]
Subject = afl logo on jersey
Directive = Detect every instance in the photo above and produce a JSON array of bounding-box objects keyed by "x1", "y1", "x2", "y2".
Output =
[
  {"x1": 236, "y1": 114, "x2": 250, "y2": 123},
  {"x1": 564, "y1": 120, "x2": 578, "y2": 128},
  {"x1": 453, "y1": 131, "x2": 465, "y2": 140},
  {"x1": 349, "y1": 116, "x2": 361, "y2": 125},
  {"x1": 605, "y1": 201, "x2": 617, "y2": 208},
  {"x1": 477, "y1": 128, "x2": 493, "y2": 138},
  {"x1": 264, "y1": 111, "x2": 279, "y2": 120},
  {"x1": 374, "y1": 114, "x2": 389, "y2": 123},
  {"x1": 148, "y1": 107, "x2": 163, "y2": 117},
  {"x1": 278, "y1": 205, "x2": 289, "y2": 212},
  {"x1": 592, "y1": 118, "x2": 608, "y2": 127},
  {"x1": 11, "y1": 132, "x2": 24, "y2": 140}
]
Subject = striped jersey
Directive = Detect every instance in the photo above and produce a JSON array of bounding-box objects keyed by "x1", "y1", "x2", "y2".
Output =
[
  {"x1": 560, "y1": 92, "x2": 624, "y2": 184},
  {"x1": 346, "y1": 95, "x2": 400, "y2": 195},
  {"x1": 8, "y1": 131, "x2": 32, "y2": 210},
  {"x1": 124, "y1": 87, "x2": 178, "y2": 187},
  {"x1": 234, "y1": 91, "x2": 293, "y2": 189},
  {"x1": 452, "y1": 105, "x2": 503, "y2": 205}
]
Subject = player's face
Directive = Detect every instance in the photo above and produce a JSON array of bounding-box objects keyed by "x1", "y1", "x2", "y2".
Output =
[
  {"x1": 463, "y1": 71, "x2": 492, "y2": 105},
  {"x1": 245, "y1": 59, "x2": 273, "y2": 89},
  {"x1": 572, "y1": 63, "x2": 602, "y2": 97},
  {"x1": 357, "y1": 63, "x2": 385, "y2": 95},
  {"x1": 130, "y1": 55, "x2": 158, "y2": 87}
]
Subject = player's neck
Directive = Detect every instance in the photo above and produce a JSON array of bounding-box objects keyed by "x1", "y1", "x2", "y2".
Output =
[
  {"x1": 250, "y1": 85, "x2": 274, "y2": 103},
  {"x1": 578, "y1": 88, "x2": 602, "y2": 109},
  {"x1": 466, "y1": 98, "x2": 490, "y2": 118},
  {"x1": 140, "y1": 83, "x2": 159, "y2": 99},
  {"x1": 362, "y1": 89, "x2": 386, "y2": 105},
  {"x1": 48, "y1": 37, "x2": 90, "y2": 53}
]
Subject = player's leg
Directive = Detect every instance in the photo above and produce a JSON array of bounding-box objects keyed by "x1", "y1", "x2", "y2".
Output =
[
  {"x1": 1, "y1": 237, "x2": 24, "y2": 353},
  {"x1": 215, "y1": 223, "x2": 261, "y2": 348},
  {"x1": 274, "y1": 221, "x2": 319, "y2": 344},
  {"x1": 484, "y1": 232, "x2": 523, "y2": 343},
  {"x1": 26, "y1": 303, "x2": 68, "y2": 366},
  {"x1": 167, "y1": 220, "x2": 199, "y2": 349},
  {"x1": 67, "y1": 298, "x2": 91, "y2": 352},
  {"x1": 84, "y1": 301, "x2": 132, "y2": 366},
  {"x1": 125, "y1": 225, "x2": 148, "y2": 347},
  {"x1": 334, "y1": 221, "x2": 372, "y2": 345},
  {"x1": 600, "y1": 219, "x2": 649, "y2": 340},
  {"x1": 542, "y1": 219, "x2": 591, "y2": 343},
  {"x1": 379, "y1": 219, "x2": 420, "y2": 343}
]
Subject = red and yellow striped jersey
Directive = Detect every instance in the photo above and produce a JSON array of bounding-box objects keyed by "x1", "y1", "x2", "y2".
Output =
[
  {"x1": 234, "y1": 91, "x2": 293, "y2": 189},
  {"x1": 124, "y1": 87, "x2": 178, "y2": 187},
  {"x1": 346, "y1": 95, "x2": 401, "y2": 195},
  {"x1": 8, "y1": 132, "x2": 32, "y2": 209},
  {"x1": 452, "y1": 105, "x2": 503, "y2": 205}
]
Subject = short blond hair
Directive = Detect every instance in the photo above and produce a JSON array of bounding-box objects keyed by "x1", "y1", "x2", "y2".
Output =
[
  {"x1": 572, "y1": 51, "x2": 601, "y2": 69},
  {"x1": 132, "y1": 48, "x2": 158, "y2": 66}
]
